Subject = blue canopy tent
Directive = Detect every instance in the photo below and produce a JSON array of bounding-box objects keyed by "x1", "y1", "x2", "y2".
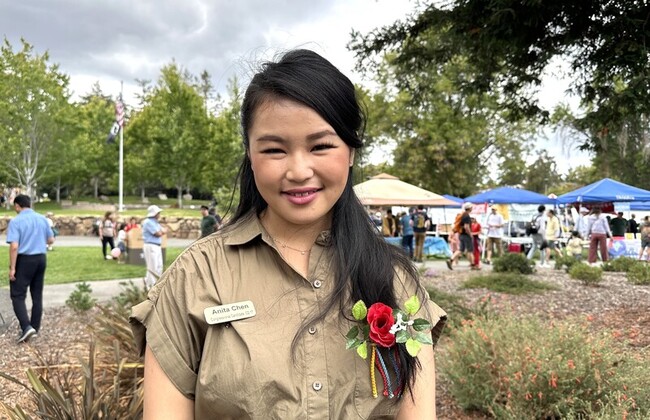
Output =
[
  {"x1": 556, "y1": 178, "x2": 650, "y2": 203},
  {"x1": 464, "y1": 187, "x2": 557, "y2": 204},
  {"x1": 442, "y1": 194, "x2": 463, "y2": 206}
]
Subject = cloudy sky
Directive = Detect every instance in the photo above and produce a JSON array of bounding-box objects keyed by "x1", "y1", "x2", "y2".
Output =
[{"x1": 1, "y1": 0, "x2": 590, "y2": 173}]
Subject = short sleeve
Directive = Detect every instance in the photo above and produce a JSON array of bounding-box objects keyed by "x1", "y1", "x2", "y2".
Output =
[
  {"x1": 6, "y1": 220, "x2": 19, "y2": 244},
  {"x1": 394, "y1": 270, "x2": 447, "y2": 348},
  {"x1": 130, "y1": 253, "x2": 216, "y2": 399}
]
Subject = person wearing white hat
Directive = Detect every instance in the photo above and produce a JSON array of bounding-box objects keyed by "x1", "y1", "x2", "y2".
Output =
[
  {"x1": 574, "y1": 207, "x2": 590, "y2": 239},
  {"x1": 142, "y1": 205, "x2": 166, "y2": 287}
]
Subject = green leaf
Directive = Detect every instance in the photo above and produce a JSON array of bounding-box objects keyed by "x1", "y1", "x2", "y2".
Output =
[
  {"x1": 412, "y1": 318, "x2": 432, "y2": 332},
  {"x1": 405, "y1": 338, "x2": 422, "y2": 357},
  {"x1": 404, "y1": 295, "x2": 420, "y2": 316},
  {"x1": 393, "y1": 309, "x2": 407, "y2": 320},
  {"x1": 395, "y1": 330, "x2": 409, "y2": 343},
  {"x1": 346, "y1": 326, "x2": 359, "y2": 340},
  {"x1": 415, "y1": 332, "x2": 433, "y2": 345},
  {"x1": 357, "y1": 341, "x2": 368, "y2": 359},
  {"x1": 352, "y1": 300, "x2": 368, "y2": 320},
  {"x1": 360, "y1": 324, "x2": 370, "y2": 338},
  {"x1": 346, "y1": 337, "x2": 362, "y2": 350}
]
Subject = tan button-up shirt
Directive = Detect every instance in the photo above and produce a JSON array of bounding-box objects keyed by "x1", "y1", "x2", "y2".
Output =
[{"x1": 130, "y1": 213, "x2": 446, "y2": 419}]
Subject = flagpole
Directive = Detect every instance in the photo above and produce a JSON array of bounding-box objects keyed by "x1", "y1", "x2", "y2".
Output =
[{"x1": 118, "y1": 81, "x2": 124, "y2": 212}]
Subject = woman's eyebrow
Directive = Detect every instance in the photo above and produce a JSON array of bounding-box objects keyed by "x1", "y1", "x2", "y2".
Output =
[{"x1": 306, "y1": 129, "x2": 337, "y2": 141}]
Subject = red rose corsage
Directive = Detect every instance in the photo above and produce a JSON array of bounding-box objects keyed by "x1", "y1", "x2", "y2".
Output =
[{"x1": 345, "y1": 296, "x2": 433, "y2": 398}]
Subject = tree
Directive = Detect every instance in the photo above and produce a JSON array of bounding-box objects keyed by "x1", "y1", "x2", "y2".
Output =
[
  {"x1": 524, "y1": 150, "x2": 560, "y2": 195},
  {"x1": 350, "y1": 0, "x2": 650, "y2": 153},
  {"x1": 355, "y1": 57, "x2": 536, "y2": 197},
  {"x1": 127, "y1": 62, "x2": 213, "y2": 208},
  {"x1": 0, "y1": 38, "x2": 73, "y2": 198}
]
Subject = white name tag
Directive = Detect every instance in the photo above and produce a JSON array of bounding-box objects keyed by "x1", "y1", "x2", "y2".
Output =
[{"x1": 204, "y1": 300, "x2": 256, "y2": 325}]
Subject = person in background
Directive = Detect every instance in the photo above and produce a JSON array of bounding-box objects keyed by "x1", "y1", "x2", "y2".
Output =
[
  {"x1": 395, "y1": 211, "x2": 404, "y2": 237},
  {"x1": 574, "y1": 207, "x2": 590, "y2": 239},
  {"x1": 566, "y1": 230, "x2": 584, "y2": 261},
  {"x1": 527, "y1": 205, "x2": 547, "y2": 266},
  {"x1": 142, "y1": 205, "x2": 166, "y2": 287},
  {"x1": 400, "y1": 208, "x2": 415, "y2": 259},
  {"x1": 45, "y1": 212, "x2": 58, "y2": 251},
  {"x1": 587, "y1": 207, "x2": 612, "y2": 264},
  {"x1": 484, "y1": 205, "x2": 504, "y2": 264},
  {"x1": 412, "y1": 205, "x2": 430, "y2": 262},
  {"x1": 609, "y1": 212, "x2": 628, "y2": 237},
  {"x1": 6, "y1": 194, "x2": 54, "y2": 343},
  {"x1": 628, "y1": 214, "x2": 639, "y2": 238},
  {"x1": 638, "y1": 216, "x2": 650, "y2": 261},
  {"x1": 208, "y1": 207, "x2": 222, "y2": 230},
  {"x1": 125, "y1": 217, "x2": 138, "y2": 232},
  {"x1": 544, "y1": 209, "x2": 563, "y2": 265},
  {"x1": 130, "y1": 49, "x2": 445, "y2": 419},
  {"x1": 470, "y1": 216, "x2": 482, "y2": 269},
  {"x1": 200, "y1": 205, "x2": 216, "y2": 238},
  {"x1": 447, "y1": 202, "x2": 476, "y2": 270},
  {"x1": 99, "y1": 211, "x2": 116, "y2": 260},
  {"x1": 115, "y1": 223, "x2": 127, "y2": 264},
  {"x1": 381, "y1": 209, "x2": 396, "y2": 237}
]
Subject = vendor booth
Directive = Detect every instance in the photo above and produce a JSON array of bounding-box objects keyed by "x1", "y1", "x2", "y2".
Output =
[
  {"x1": 557, "y1": 178, "x2": 650, "y2": 259},
  {"x1": 353, "y1": 174, "x2": 456, "y2": 257}
]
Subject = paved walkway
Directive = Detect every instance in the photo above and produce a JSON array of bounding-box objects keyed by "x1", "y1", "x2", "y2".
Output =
[{"x1": 0, "y1": 236, "x2": 194, "y2": 330}]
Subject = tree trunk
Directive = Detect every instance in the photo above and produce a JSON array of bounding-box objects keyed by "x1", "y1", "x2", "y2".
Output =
[
  {"x1": 93, "y1": 178, "x2": 99, "y2": 199},
  {"x1": 141, "y1": 185, "x2": 146, "y2": 202},
  {"x1": 177, "y1": 185, "x2": 183, "y2": 208},
  {"x1": 56, "y1": 176, "x2": 61, "y2": 203}
]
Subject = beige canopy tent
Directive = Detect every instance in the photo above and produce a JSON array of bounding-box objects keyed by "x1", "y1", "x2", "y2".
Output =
[{"x1": 353, "y1": 173, "x2": 457, "y2": 206}]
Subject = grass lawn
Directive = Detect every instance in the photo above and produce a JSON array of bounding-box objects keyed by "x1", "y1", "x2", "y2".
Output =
[{"x1": 0, "y1": 247, "x2": 185, "y2": 287}]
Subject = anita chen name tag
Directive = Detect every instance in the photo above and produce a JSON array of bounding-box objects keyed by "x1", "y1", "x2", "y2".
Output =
[{"x1": 204, "y1": 301, "x2": 256, "y2": 325}]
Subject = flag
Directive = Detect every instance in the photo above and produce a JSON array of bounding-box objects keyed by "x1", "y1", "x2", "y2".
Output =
[
  {"x1": 106, "y1": 121, "x2": 120, "y2": 144},
  {"x1": 115, "y1": 95, "x2": 125, "y2": 127}
]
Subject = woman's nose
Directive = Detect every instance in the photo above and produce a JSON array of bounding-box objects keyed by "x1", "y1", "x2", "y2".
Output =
[{"x1": 286, "y1": 154, "x2": 314, "y2": 182}]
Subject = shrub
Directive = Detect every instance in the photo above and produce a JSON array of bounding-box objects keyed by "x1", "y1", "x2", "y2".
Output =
[
  {"x1": 0, "y1": 304, "x2": 143, "y2": 418},
  {"x1": 569, "y1": 263, "x2": 603, "y2": 285},
  {"x1": 65, "y1": 281, "x2": 97, "y2": 312},
  {"x1": 602, "y1": 257, "x2": 640, "y2": 273},
  {"x1": 461, "y1": 273, "x2": 557, "y2": 295},
  {"x1": 111, "y1": 280, "x2": 148, "y2": 317},
  {"x1": 492, "y1": 252, "x2": 535, "y2": 275},
  {"x1": 554, "y1": 255, "x2": 580, "y2": 272},
  {"x1": 427, "y1": 288, "x2": 475, "y2": 331},
  {"x1": 628, "y1": 263, "x2": 650, "y2": 285},
  {"x1": 440, "y1": 315, "x2": 650, "y2": 419}
]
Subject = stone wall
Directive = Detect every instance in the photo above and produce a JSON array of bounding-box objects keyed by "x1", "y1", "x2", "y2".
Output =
[{"x1": 0, "y1": 215, "x2": 202, "y2": 239}]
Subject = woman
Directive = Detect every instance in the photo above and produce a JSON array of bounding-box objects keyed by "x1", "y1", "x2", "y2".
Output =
[
  {"x1": 99, "y1": 211, "x2": 116, "y2": 259},
  {"x1": 130, "y1": 50, "x2": 446, "y2": 419},
  {"x1": 470, "y1": 217, "x2": 482, "y2": 269},
  {"x1": 587, "y1": 207, "x2": 612, "y2": 264}
]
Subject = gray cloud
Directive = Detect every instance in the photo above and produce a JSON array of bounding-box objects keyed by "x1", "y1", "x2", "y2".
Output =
[{"x1": 0, "y1": 0, "x2": 337, "y2": 93}]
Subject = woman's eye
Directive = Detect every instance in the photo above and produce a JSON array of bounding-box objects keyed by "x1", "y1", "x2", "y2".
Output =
[
  {"x1": 312, "y1": 143, "x2": 336, "y2": 152},
  {"x1": 261, "y1": 148, "x2": 285, "y2": 154}
]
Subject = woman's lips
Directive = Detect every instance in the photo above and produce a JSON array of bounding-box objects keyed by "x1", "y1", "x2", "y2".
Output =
[{"x1": 283, "y1": 189, "x2": 319, "y2": 205}]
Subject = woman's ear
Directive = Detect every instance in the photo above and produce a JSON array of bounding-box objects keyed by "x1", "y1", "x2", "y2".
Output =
[{"x1": 349, "y1": 149, "x2": 355, "y2": 167}]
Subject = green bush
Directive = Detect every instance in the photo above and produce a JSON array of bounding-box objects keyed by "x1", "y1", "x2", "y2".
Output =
[
  {"x1": 65, "y1": 281, "x2": 97, "y2": 312},
  {"x1": 554, "y1": 255, "x2": 580, "y2": 272},
  {"x1": 461, "y1": 273, "x2": 557, "y2": 295},
  {"x1": 602, "y1": 257, "x2": 640, "y2": 273},
  {"x1": 628, "y1": 263, "x2": 650, "y2": 285},
  {"x1": 440, "y1": 315, "x2": 650, "y2": 419},
  {"x1": 492, "y1": 252, "x2": 535, "y2": 275},
  {"x1": 569, "y1": 263, "x2": 603, "y2": 285},
  {"x1": 111, "y1": 280, "x2": 148, "y2": 317}
]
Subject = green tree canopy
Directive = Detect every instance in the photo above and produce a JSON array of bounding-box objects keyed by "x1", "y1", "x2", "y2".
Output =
[{"x1": 351, "y1": 0, "x2": 650, "y2": 153}]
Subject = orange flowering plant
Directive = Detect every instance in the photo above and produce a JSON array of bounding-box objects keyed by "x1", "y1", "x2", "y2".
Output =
[{"x1": 345, "y1": 295, "x2": 433, "y2": 358}]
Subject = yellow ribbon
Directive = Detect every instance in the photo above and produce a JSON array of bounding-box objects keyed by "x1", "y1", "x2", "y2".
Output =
[{"x1": 370, "y1": 344, "x2": 378, "y2": 398}]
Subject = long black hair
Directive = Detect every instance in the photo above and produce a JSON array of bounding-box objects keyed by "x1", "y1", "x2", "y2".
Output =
[{"x1": 229, "y1": 49, "x2": 426, "y2": 397}]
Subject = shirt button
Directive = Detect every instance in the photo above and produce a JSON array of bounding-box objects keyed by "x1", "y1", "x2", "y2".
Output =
[
  {"x1": 312, "y1": 381, "x2": 322, "y2": 391},
  {"x1": 313, "y1": 280, "x2": 322, "y2": 288},
  {"x1": 308, "y1": 326, "x2": 317, "y2": 334}
]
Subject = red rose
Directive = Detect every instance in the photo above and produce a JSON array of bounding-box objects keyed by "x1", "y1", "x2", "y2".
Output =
[{"x1": 367, "y1": 302, "x2": 396, "y2": 348}]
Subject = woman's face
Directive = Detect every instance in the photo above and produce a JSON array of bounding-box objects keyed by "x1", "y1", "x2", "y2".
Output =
[{"x1": 248, "y1": 98, "x2": 354, "y2": 231}]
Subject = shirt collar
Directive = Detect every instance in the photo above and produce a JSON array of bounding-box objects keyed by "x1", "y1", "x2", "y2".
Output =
[{"x1": 224, "y1": 212, "x2": 332, "y2": 248}]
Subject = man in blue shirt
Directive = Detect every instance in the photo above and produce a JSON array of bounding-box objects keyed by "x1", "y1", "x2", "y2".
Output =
[
  {"x1": 6, "y1": 194, "x2": 54, "y2": 343},
  {"x1": 142, "y1": 205, "x2": 166, "y2": 288},
  {"x1": 400, "y1": 208, "x2": 415, "y2": 259}
]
